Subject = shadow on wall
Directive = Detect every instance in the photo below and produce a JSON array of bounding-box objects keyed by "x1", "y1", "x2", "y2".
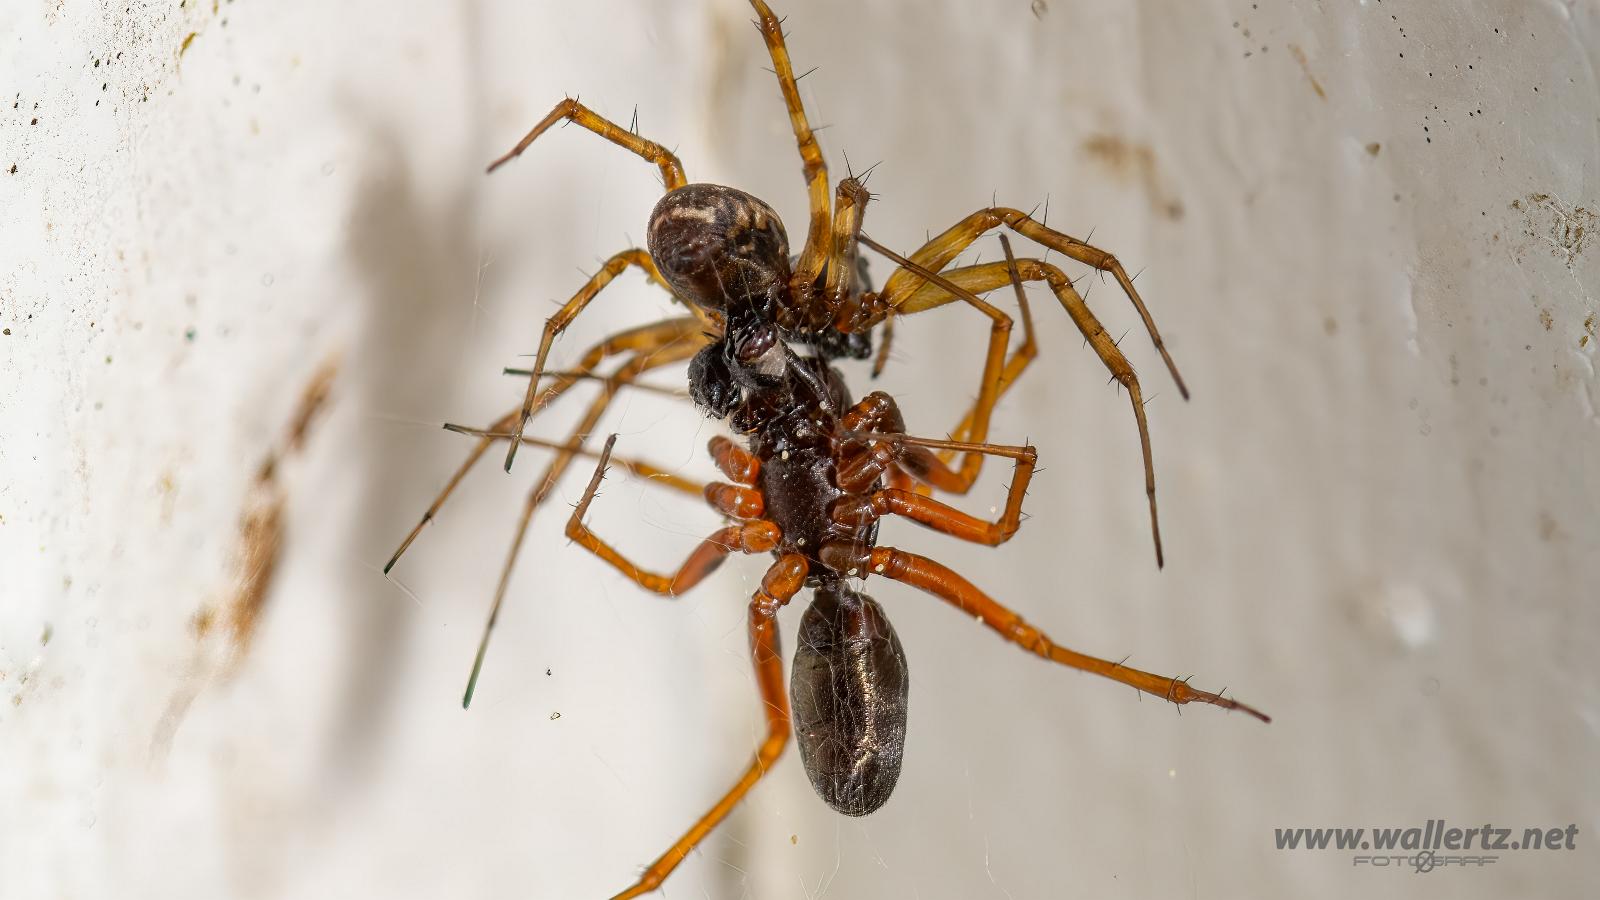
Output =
[{"x1": 317, "y1": 112, "x2": 480, "y2": 798}]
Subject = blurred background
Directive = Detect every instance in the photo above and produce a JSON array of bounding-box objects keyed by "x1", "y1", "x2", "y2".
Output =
[{"x1": 2, "y1": 1, "x2": 1597, "y2": 897}]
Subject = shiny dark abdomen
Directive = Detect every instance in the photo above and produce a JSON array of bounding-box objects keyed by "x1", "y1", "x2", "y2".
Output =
[{"x1": 790, "y1": 581, "x2": 909, "y2": 816}]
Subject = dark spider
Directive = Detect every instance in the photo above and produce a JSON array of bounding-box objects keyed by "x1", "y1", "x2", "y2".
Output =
[{"x1": 384, "y1": 3, "x2": 1267, "y2": 897}]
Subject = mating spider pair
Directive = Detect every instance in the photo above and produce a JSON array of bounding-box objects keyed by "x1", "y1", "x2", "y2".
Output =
[{"x1": 384, "y1": 2, "x2": 1267, "y2": 896}]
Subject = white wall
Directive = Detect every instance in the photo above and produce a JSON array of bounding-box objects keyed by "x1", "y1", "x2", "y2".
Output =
[{"x1": 3, "y1": 1, "x2": 1596, "y2": 898}]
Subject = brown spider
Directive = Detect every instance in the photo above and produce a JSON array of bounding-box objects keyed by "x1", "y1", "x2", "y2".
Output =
[{"x1": 384, "y1": 2, "x2": 1267, "y2": 896}]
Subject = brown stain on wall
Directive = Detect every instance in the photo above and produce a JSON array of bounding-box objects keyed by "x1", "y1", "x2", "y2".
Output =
[
  {"x1": 151, "y1": 356, "x2": 339, "y2": 760},
  {"x1": 210, "y1": 356, "x2": 338, "y2": 660},
  {"x1": 1080, "y1": 134, "x2": 1185, "y2": 221},
  {"x1": 1288, "y1": 44, "x2": 1327, "y2": 100}
]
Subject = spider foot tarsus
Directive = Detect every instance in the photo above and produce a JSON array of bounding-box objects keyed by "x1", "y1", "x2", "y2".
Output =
[{"x1": 1164, "y1": 675, "x2": 1271, "y2": 723}]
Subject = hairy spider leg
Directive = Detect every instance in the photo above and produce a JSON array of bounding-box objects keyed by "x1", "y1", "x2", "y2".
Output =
[
  {"x1": 611, "y1": 553, "x2": 809, "y2": 900},
  {"x1": 832, "y1": 425, "x2": 1037, "y2": 548},
  {"x1": 564, "y1": 434, "x2": 781, "y2": 595},
  {"x1": 486, "y1": 97, "x2": 687, "y2": 188},
  {"x1": 879, "y1": 205, "x2": 1188, "y2": 399},
  {"x1": 806, "y1": 176, "x2": 870, "y2": 331},
  {"x1": 865, "y1": 236, "x2": 1039, "y2": 439},
  {"x1": 383, "y1": 317, "x2": 704, "y2": 575},
  {"x1": 865, "y1": 238, "x2": 1042, "y2": 491},
  {"x1": 501, "y1": 249, "x2": 708, "y2": 473},
  {"x1": 956, "y1": 234, "x2": 1039, "y2": 433},
  {"x1": 853, "y1": 235, "x2": 1015, "y2": 496},
  {"x1": 749, "y1": 0, "x2": 832, "y2": 305},
  {"x1": 860, "y1": 547, "x2": 1270, "y2": 723},
  {"x1": 834, "y1": 391, "x2": 1033, "y2": 537},
  {"x1": 867, "y1": 236, "x2": 1039, "y2": 420},
  {"x1": 871, "y1": 244, "x2": 1170, "y2": 567},
  {"x1": 442, "y1": 424, "x2": 704, "y2": 499},
  {"x1": 465, "y1": 325, "x2": 710, "y2": 708},
  {"x1": 503, "y1": 368, "x2": 689, "y2": 402}
]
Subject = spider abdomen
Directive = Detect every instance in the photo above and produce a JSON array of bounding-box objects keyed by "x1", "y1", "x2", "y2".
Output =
[
  {"x1": 647, "y1": 182, "x2": 790, "y2": 313},
  {"x1": 790, "y1": 581, "x2": 909, "y2": 817}
]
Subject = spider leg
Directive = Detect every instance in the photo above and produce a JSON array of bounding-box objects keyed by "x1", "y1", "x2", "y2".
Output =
[
  {"x1": 564, "y1": 434, "x2": 780, "y2": 595},
  {"x1": 485, "y1": 98, "x2": 687, "y2": 189},
  {"x1": 508, "y1": 369, "x2": 689, "y2": 402},
  {"x1": 870, "y1": 256, "x2": 1043, "y2": 469},
  {"x1": 878, "y1": 205, "x2": 1187, "y2": 399},
  {"x1": 384, "y1": 317, "x2": 705, "y2": 575},
  {"x1": 851, "y1": 237, "x2": 1014, "y2": 498},
  {"x1": 832, "y1": 432, "x2": 1036, "y2": 547},
  {"x1": 707, "y1": 435, "x2": 760, "y2": 485},
  {"x1": 502, "y1": 248, "x2": 693, "y2": 472},
  {"x1": 459, "y1": 326, "x2": 710, "y2": 708},
  {"x1": 443, "y1": 424, "x2": 703, "y2": 499},
  {"x1": 749, "y1": 0, "x2": 832, "y2": 299},
  {"x1": 800, "y1": 176, "x2": 870, "y2": 330},
  {"x1": 860, "y1": 238, "x2": 1040, "y2": 489},
  {"x1": 611, "y1": 553, "x2": 809, "y2": 900},
  {"x1": 947, "y1": 235, "x2": 1038, "y2": 443},
  {"x1": 862, "y1": 240, "x2": 1169, "y2": 567},
  {"x1": 852, "y1": 546, "x2": 1270, "y2": 723},
  {"x1": 870, "y1": 309, "x2": 896, "y2": 378}
]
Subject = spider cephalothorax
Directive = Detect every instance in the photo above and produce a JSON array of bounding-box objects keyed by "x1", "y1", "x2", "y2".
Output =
[{"x1": 386, "y1": 2, "x2": 1267, "y2": 896}]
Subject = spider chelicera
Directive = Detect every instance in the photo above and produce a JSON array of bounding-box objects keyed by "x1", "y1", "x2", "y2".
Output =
[{"x1": 384, "y1": 2, "x2": 1268, "y2": 896}]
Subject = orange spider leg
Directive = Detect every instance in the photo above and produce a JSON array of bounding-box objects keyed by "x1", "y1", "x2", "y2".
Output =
[
  {"x1": 878, "y1": 205, "x2": 1187, "y2": 399},
  {"x1": 486, "y1": 97, "x2": 687, "y2": 189},
  {"x1": 503, "y1": 368, "x2": 688, "y2": 402},
  {"x1": 702, "y1": 482, "x2": 765, "y2": 520},
  {"x1": 870, "y1": 310, "x2": 896, "y2": 378},
  {"x1": 812, "y1": 176, "x2": 870, "y2": 329},
  {"x1": 873, "y1": 253, "x2": 1037, "y2": 494},
  {"x1": 869, "y1": 243, "x2": 1169, "y2": 567},
  {"x1": 946, "y1": 235, "x2": 1039, "y2": 445},
  {"x1": 854, "y1": 236, "x2": 1012, "y2": 498},
  {"x1": 442, "y1": 424, "x2": 703, "y2": 499},
  {"x1": 707, "y1": 435, "x2": 760, "y2": 485},
  {"x1": 503, "y1": 248, "x2": 703, "y2": 472},
  {"x1": 458, "y1": 326, "x2": 711, "y2": 707},
  {"x1": 749, "y1": 0, "x2": 832, "y2": 301},
  {"x1": 834, "y1": 546, "x2": 1270, "y2": 723},
  {"x1": 853, "y1": 239, "x2": 1038, "y2": 490},
  {"x1": 832, "y1": 433, "x2": 1036, "y2": 547},
  {"x1": 384, "y1": 317, "x2": 705, "y2": 575},
  {"x1": 884, "y1": 463, "x2": 916, "y2": 493},
  {"x1": 566, "y1": 437, "x2": 779, "y2": 595},
  {"x1": 835, "y1": 392, "x2": 1036, "y2": 539},
  {"x1": 867, "y1": 232, "x2": 1036, "y2": 392},
  {"x1": 835, "y1": 390, "x2": 952, "y2": 496},
  {"x1": 611, "y1": 553, "x2": 809, "y2": 900},
  {"x1": 851, "y1": 240, "x2": 1036, "y2": 490}
]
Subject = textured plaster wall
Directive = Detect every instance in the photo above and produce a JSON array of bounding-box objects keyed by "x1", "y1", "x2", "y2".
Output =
[{"x1": 2, "y1": 1, "x2": 1596, "y2": 899}]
